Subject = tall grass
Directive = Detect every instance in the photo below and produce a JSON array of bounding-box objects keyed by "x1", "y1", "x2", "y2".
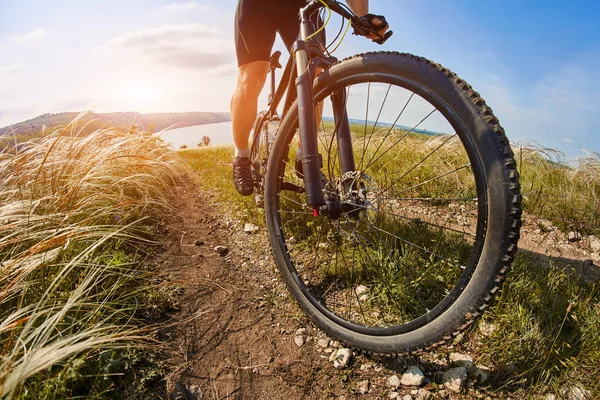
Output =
[
  {"x1": 0, "y1": 115, "x2": 183, "y2": 398},
  {"x1": 516, "y1": 144, "x2": 600, "y2": 235}
]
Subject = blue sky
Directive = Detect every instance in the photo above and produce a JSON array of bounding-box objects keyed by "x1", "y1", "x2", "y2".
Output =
[{"x1": 0, "y1": 0, "x2": 598, "y2": 157}]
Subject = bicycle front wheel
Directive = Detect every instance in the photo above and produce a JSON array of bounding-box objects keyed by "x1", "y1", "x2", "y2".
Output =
[{"x1": 264, "y1": 52, "x2": 521, "y2": 352}]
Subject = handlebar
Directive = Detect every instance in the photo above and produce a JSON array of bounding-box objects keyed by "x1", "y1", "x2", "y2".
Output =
[{"x1": 312, "y1": 0, "x2": 394, "y2": 45}]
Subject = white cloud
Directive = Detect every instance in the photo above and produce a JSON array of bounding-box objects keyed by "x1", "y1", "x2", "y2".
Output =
[
  {"x1": 11, "y1": 29, "x2": 48, "y2": 45},
  {"x1": 0, "y1": 64, "x2": 22, "y2": 78},
  {"x1": 475, "y1": 58, "x2": 600, "y2": 158},
  {"x1": 99, "y1": 24, "x2": 234, "y2": 72},
  {"x1": 163, "y1": 1, "x2": 204, "y2": 11}
]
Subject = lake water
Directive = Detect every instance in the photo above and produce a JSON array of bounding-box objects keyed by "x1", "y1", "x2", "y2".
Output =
[{"x1": 159, "y1": 122, "x2": 233, "y2": 149}]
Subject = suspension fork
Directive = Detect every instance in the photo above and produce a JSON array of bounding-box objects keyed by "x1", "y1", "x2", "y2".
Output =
[
  {"x1": 331, "y1": 89, "x2": 356, "y2": 175},
  {"x1": 294, "y1": 7, "x2": 326, "y2": 211}
]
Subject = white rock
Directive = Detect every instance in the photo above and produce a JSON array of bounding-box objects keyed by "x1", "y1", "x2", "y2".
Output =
[
  {"x1": 569, "y1": 231, "x2": 582, "y2": 242},
  {"x1": 388, "y1": 393, "x2": 400, "y2": 400},
  {"x1": 356, "y1": 379, "x2": 370, "y2": 394},
  {"x1": 329, "y1": 348, "x2": 352, "y2": 369},
  {"x1": 441, "y1": 367, "x2": 467, "y2": 392},
  {"x1": 401, "y1": 366, "x2": 425, "y2": 387},
  {"x1": 590, "y1": 238, "x2": 600, "y2": 253},
  {"x1": 244, "y1": 223, "x2": 259, "y2": 234},
  {"x1": 317, "y1": 338, "x2": 330, "y2": 348},
  {"x1": 449, "y1": 352, "x2": 473, "y2": 368},
  {"x1": 400, "y1": 395, "x2": 410, "y2": 400},
  {"x1": 294, "y1": 328, "x2": 307, "y2": 347},
  {"x1": 355, "y1": 284, "x2": 369, "y2": 301},
  {"x1": 387, "y1": 374, "x2": 401, "y2": 388}
]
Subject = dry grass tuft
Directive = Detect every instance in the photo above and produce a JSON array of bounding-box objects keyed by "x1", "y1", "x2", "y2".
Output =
[{"x1": 0, "y1": 113, "x2": 184, "y2": 398}]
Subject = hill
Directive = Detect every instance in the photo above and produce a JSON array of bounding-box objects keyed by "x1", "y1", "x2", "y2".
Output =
[{"x1": 0, "y1": 111, "x2": 231, "y2": 137}]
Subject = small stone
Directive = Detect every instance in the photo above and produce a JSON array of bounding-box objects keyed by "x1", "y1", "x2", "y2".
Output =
[
  {"x1": 590, "y1": 238, "x2": 600, "y2": 252},
  {"x1": 472, "y1": 365, "x2": 491, "y2": 383},
  {"x1": 317, "y1": 338, "x2": 330, "y2": 348},
  {"x1": 189, "y1": 385, "x2": 203, "y2": 399},
  {"x1": 388, "y1": 375, "x2": 401, "y2": 388},
  {"x1": 400, "y1": 395, "x2": 410, "y2": 400},
  {"x1": 355, "y1": 284, "x2": 369, "y2": 301},
  {"x1": 568, "y1": 231, "x2": 582, "y2": 242},
  {"x1": 329, "y1": 348, "x2": 352, "y2": 369},
  {"x1": 449, "y1": 352, "x2": 473, "y2": 368},
  {"x1": 194, "y1": 240, "x2": 204, "y2": 246},
  {"x1": 544, "y1": 395, "x2": 557, "y2": 400},
  {"x1": 244, "y1": 223, "x2": 259, "y2": 234},
  {"x1": 294, "y1": 328, "x2": 307, "y2": 347},
  {"x1": 415, "y1": 389, "x2": 432, "y2": 400},
  {"x1": 401, "y1": 366, "x2": 425, "y2": 387},
  {"x1": 437, "y1": 390, "x2": 449, "y2": 399},
  {"x1": 388, "y1": 393, "x2": 400, "y2": 400},
  {"x1": 356, "y1": 379, "x2": 370, "y2": 394},
  {"x1": 214, "y1": 245, "x2": 229, "y2": 256},
  {"x1": 441, "y1": 367, "x2": 467, "y2": 392}
]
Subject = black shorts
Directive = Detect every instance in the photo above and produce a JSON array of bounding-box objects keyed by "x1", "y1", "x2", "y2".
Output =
[{"x1": 234, "y1": 0, "x2": 322, "y2": 67}]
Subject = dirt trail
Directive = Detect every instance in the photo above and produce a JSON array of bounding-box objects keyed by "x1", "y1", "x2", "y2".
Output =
[
  {"x1": 152, "y1": 182, "x2": 598, "y2": 400},
  {"x1": 154, "y1": 183, "x2": 366, "y2": 399}
]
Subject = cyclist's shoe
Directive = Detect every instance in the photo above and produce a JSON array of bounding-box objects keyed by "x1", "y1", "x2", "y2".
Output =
[{"x1": 233, "y1": 156, "x2": 253, "y2": 196}]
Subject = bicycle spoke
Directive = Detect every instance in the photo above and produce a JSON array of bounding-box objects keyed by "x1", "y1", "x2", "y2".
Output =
[
  {"x1": 358, "y1": 84, "x2": 392, "y2": 172},
  {"x1": 363, "y1": 108, "x2": 437, "y2": 173},
  {"x1": 353, "y1": 217, "x2": 466, "y2": 268}
]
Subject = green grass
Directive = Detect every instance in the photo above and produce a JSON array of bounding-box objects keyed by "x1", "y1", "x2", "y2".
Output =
[
  {"x1": 181, "y1": 129, "x2": 600, "y2": 398},
  {"x1": 0, "y1": 114, "x2": 184, "y2": 398}
]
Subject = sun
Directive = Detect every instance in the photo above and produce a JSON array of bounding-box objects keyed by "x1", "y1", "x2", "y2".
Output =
[{"x1": 117, "y1": 80, "x2": 164, "y2": 112}]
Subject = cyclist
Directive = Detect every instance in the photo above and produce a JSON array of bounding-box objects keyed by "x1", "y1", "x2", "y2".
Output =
[{"x1": 231, "y1": 0, "x2": 389, "y2": 196}]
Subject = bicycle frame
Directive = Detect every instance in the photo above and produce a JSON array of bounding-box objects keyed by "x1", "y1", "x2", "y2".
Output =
[{"x1": 259, "y1": 0, "x2": 360, "y2": 214}]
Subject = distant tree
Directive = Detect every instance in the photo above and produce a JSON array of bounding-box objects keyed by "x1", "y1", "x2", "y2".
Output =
[
  {"x1": 180, "y1": 144, "x2": 188, "y2": 149},
  {"x1": 202, "y1": 135, "x2": 211, "y2": 147}
]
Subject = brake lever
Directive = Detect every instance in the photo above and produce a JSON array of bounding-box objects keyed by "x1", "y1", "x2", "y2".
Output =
[{"x1": 373, "y1": 30, "x2": 393, "y2": 45}]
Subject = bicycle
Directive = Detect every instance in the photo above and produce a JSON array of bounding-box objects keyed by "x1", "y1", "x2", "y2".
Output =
[{"x1": 249, "y1": 0, "x2": 521, "y2": 353}]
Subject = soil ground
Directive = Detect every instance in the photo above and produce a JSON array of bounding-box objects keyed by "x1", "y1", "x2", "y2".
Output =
[{"x1": 151, "y1": 180, "x2": 598, "y2": 400}]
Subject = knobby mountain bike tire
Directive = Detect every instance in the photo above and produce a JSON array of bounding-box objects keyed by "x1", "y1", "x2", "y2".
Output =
[{"x1": 264, "y1": 51, "x2": 521, "y2": 353}]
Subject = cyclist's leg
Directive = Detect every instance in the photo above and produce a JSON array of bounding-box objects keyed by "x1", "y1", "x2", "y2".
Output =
[
  {"x1": 231, "y1": 61, "x2": 269, "y2": 151},
  {"x1": 232, "y1": 0, "x2": 277, "y2": 154}
]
